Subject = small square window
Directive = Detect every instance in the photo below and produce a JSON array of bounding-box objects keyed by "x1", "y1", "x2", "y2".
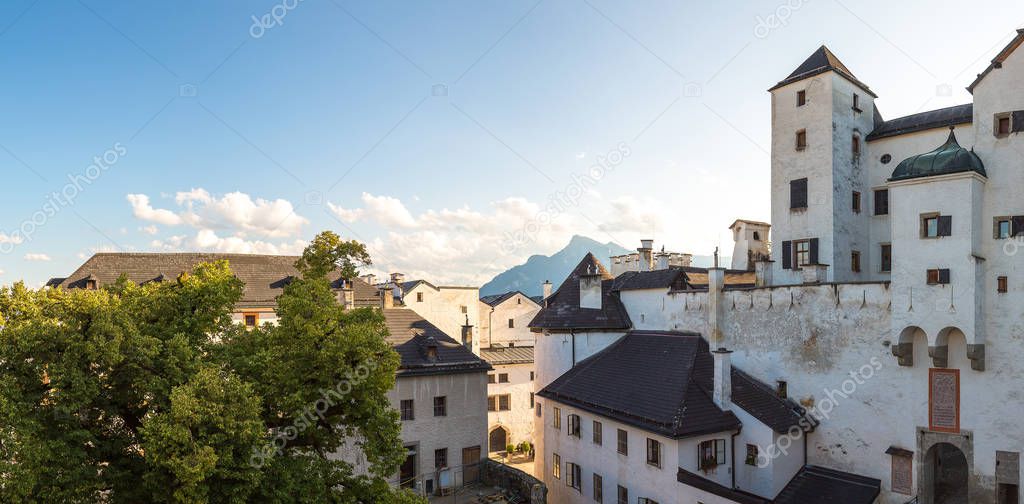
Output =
[
  {"x1": 851, "y1": 251, "x2": 861, "y2": 273},
  {"x1": 498, "y1": 373, "x2": 509, "y2": 383},
  {"x1": 400, "y1": 399, "x2": 414, "y2": 421},
  {"x1": 797, "y1": 90, "x2": 806, "y2": 107},
  {"x1": 433, "y1": 396, "x2": 447, "y2": 417},
  {"x1": 487, "y1": 396, "x2": 497, "y2": 412},
  {"x1": 460, "y1": 305, "x2": 467, "y2": 314},
  {"x1": 995, "y1": 217, "x2": 1013, "y2": 239},
  {"x1": 498, "y1": 394, "x2": 510, "y2": 411},
  {"x1": 507, "y1": 318, "x2": 515, "y2": 329},
  {"x1": 487, "y1": 374, "x2": 496, "y2": 384},
  {"x1": 923, "y1": 216, "x2": 939, "y2": 237},
  {"x1": 998, "y1": 276, "x2": 1008, "y2": 293},
  {"x1": 927, "y1": 269, "x2": 950, "y2": 285},
  {"x1": 434, "y1": 448, "x2": 447, "y2": 469},
  {"x1": 852, "y1": 191, "x2": 861, "y2": 213},
  {"x1": 852, "y1": 135, "x2": 861, "y2": 157},
  {"x1": 243, "y1": 313, "x2": 259, "y2": 328},
  {"x1": 996, "y1": 113, "x2": 1012, "y2": 137},
  {"x1": 874, "y1": 189, "x2": 889, "y2": 216},
  {"x1": 853, "y1": 93, "x2": 861, "y2": 112},
  {"x1": 796, "y1": 130, "x2": 807, "y2": 150},
  {"x1": 745, "y1": 444, "x2": 759, "y2": 466},
  {"x1": 416, "y1": 292, "x2": 424, "y2": 302}
]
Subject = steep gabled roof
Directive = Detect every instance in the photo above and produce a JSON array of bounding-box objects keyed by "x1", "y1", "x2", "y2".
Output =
[
  {"x1": 769, "y1": 45, "x2": 877, "y2": 97},
  {"x1": 774, "y1": 466, "x2": 882, "y2": 504},
  {"x1": 968, "y1": 28, "x2": 1024, "y2": 93},
  {"x1": 527, "y1": 254, "x2": 631, "y2": 331},
  {"x1": 480, "y1": 290, "x2": 539, "y2": 308},
  {"x1": 382, "y1": 308, "x2": 492, "y2": 376},
  {"x1": 866, "y1": 103, "x2": 973, "y2": 141}
]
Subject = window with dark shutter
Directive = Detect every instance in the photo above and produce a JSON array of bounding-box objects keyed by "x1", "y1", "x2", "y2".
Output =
[
  {"x1": 782, "y1": 240, "x2": 793, "y2": 269},
  {"x1": 874, "y1": 189, "x2": 889, "y2": 215},
  {"x1": 1013, "y1": 216, "x2": 1024, "y2": 237},
  {"x1": 809, "y1": 238, "x2": 819, "y2": 264},
  {"x1": 928, "y1": 269, "x2": 951, "y2": 285},
  {"x1": 938, "y1": 216, "x2": 952, "y2": 237},
  {"x1": 939, "y1": 269, "x2": 950, "y2": 284},
  {"x1": 1013, "y1": 111, "x2": 1024, "y2": 133},
  {"x1": 880, "y1": 244, "x2": 892, "y2": 272},
  {"x1": 790, "y1": 178, "x2": 808, "y2": 209}
]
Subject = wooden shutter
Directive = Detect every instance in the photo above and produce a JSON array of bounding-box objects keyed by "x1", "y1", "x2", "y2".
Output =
[
  {"x1": 938, "y1": 269, "x2": 951, "y2": 284},
  {"x1": 1013, "y1": 111, "x2": 1024, "y2": 133},
  {"x1": 790, "y1": 179, "x2": 808, "y2": 209},
  {"x1": 809, "y1": 238, "x2": 819, "y2": 264},
  {"x1": 1012, "y1": 216, "x2": 1024, "y2": 236},
  {"x1": 874, "y1": 189, "x2": 889, "y2": 216},
  {"x1": 782, "y1": 241, "x2": 792, "y2": 269},
  {"x1": 938, "y1": 216, "x2": 952, "y2": 237}
]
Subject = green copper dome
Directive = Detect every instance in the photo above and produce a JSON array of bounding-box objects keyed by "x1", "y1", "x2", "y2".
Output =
[{"x1": 889, "y1": 128, "x2": 985, "y2": 182}]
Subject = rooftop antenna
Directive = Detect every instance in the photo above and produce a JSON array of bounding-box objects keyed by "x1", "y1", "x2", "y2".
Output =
[{"x1": 714, "y1": 247, "x2": 720, "y2": 268}]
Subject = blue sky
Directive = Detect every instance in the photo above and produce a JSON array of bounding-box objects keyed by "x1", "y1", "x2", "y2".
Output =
[{"x1": 2, "y1": 0, "x2": 1022, "y2": 287}]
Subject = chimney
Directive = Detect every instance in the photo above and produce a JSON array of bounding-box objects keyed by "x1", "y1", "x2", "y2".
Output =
[
  {"x1": 390, "y1": 272, "x2": 405, "y2": 284},
  {"x1": 708, "y1": 265, "x2": 725, "y2": 347},
  {"x1": 461, "y1": 316, "x2": 474, "y2": 349},
  {"x1": 360, "y1": 273, "x2": 377, "y2": 286},
  {"x1": 638, "y1": 239, "x2": 654, "y2": 271},
  {"x1": 754, "y1": 259, "x2": 773, "y2": 287},
  {"x1": 579, "y1": 265, "x2": 603, "y2": 310},
  {"x1": 713, "y1": 348, "x2": 733, "y2": 409},
  {"x1": 379, "y1": 286, "x2": 393, "y2": 309},
  {"x1": 542, "y1": 280, "x2": 553, "y2": 300}
]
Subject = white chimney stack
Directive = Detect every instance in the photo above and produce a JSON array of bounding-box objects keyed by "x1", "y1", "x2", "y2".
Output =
[
  {"x1": 579, "y1": 265, "x2": 603, "y2": 310},
  {"x1": 708, "y1": 266, "x2": 725, "y2": 347},
  {"x1": 638, "y1": 239, "x2": 654, "y2": 271},
  {"x1": 542, "y1": 280, "x2": 553, "y2": 300},
  {"x1": 713, "y1": 348, "x2": 733, "y2": 409}
]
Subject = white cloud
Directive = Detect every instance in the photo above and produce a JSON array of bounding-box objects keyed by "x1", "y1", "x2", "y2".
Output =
[
  {"x1": 127, "y1": 194, "x2": 183, "y2": 226},
  {"x1": 24, "y1": 253, "x2": 51, "y2": 262},
  {"x1": 127, "y1": 189, "x2": 308, "y2": 238},
  {"x1": 0, "y1": 232, "x2": 24, "y2": 244},
  {"x1": 330, "y1": 193, "x2": 417, "y2": 228},
  {"x1": 140, "y1": 225, "x2": 159, "y2": 235},
  {"x1": 597, "y1": 196, "x2": 665, "y2": 236},
  {"x1": 150, "y1": 230, "x2": 306, "y2": 256}
]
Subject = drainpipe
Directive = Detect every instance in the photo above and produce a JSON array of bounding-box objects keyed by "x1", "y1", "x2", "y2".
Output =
[
  {"x1": 571, "y1": 329, "x2": 577, "y2": 368},
  {"x1": 731, "y1": 427, "x2": 741, "y2": 490}
]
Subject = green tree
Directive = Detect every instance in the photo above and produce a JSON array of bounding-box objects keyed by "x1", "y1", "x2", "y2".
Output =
[{"x1": 0, "y1": 232, "x2": 424, "y2": 503}]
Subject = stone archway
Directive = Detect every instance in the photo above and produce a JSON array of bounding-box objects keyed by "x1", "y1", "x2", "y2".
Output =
[
  {"x1": 926, "y1": 443, "x2": 968, "y2": 503},
  {"x1": 893, "y1": 326, "x2": 925, "y2": 366},
  {"x1": 488, "y1": 426, "x2": 509, "y2": 453}
]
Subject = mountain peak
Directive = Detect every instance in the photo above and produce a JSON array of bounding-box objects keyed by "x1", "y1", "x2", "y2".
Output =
[{"x1": 479, "y1": 236, "x2": 631, "y2": 296}]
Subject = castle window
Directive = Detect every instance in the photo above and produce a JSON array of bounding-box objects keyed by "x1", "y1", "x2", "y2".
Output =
[
  {"x1": 416, "y1": 292, "x2": 424, "y2": 302},
  {"x1": 617, "y1": 486, "x2": 628, "y2": 504},
  {"x1": 874, "y1": 189, "x2": 889, "y2": 215},
  {"x1": 488, "y1": 374, "x2": 496, "y2": 384},
  {"x1": 554, "y1": 407, "x2": 561, "y2": 429},
  {"x1": 646, "y1": 438, "x2": 662, "y2": 468},
  {"x1": 508, "y1": 318, "x2": 514, "y2": 328},
  {"x1": 593, "y1": 474, "x2": 603, "y2": 502},
  {"x1": 552, "y1": 453, "x2": 561, "y2": 479},
  {"x1": 921, "y1": 214, "x2": 951, "y2": 238},
  {"x1": 852, "y1": 93, "x2": 862, "y2": 112},
  {"x1": 794, "y1": 240, "x2": 811, "y2": 267},
  {"x1": 498, "y1": 373, "x2": 508, "y2": 383},
  {"x1": 852, "y1": 135, "x2": 861, "y2": 157},
  {"x1": 880, "y1": 244, "x2": 892, "y2": 272},
  {"x1": 996, "y1": 217, "x2": 1012, "y2": 238},
  {"x1": 795, "y1": 130, "x2": 807, "y2": 150},
  {"x1": 243, "y1": 313, "x2": 259, "y2": 328},
  {"x1": 433, "y1": 396, "x2": 447, "y2": 417},
  {"x1": 617, "y1": 429, "x2": 628, "y2": 455},
  {"x1": 881, "y1": 153, "x2": 893, "y2": 164},
  {"x1": 400, "y1": 399, "x2": 414, "y2": 421},
  {"x1": 852, "y1": 191, "x2": 861, "y2": 213},
  {"x1": 698, "y1": 439, "x2": 727, "y2": 472},
  {"x1": 746, "y1": 444, "x2": 759, "y2": 466},
  {"x1": 460, "y1": 305, "x2": 467, "y2": 314},
  {"x1": 566, "y1": 462, "x2": 581, "y2": 491},
  {"x1": 790, "y1": 178, "x2": 808, "y2": 209},
  {"x1": 851, "y1": 251, "x2": 861, "y2": 273},
  {"x1": 927, "y1": 269, "x2": 951, "y2": 285},
  {"x1": 998, "y1": 276, "x2": 1008, "y2": 293},
  {"x1": 797, "y1": 90, "x2": 806, "y2": 106},
  {"x1": 753, "y1": 231, "x2": 761, "y2": 241},
  {"x1": 434, "y1": 448, "x2": 447, "y2": 469},
  {"x1": 593, "y1": 420, "x2": 603, "y2": 445},
  {"x1": 996, "y1": 113, "x2": 1012, "y2": 137},
  {"x1": 567, "y1": 414, "x2": 581, "y2": 438}
]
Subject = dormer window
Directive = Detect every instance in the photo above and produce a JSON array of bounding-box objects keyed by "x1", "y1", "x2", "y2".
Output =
[{"x1": 85, "y1": 275, "x2": 99, "y2": 290}]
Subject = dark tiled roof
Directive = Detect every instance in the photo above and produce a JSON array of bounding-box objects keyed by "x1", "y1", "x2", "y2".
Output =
[
  {"x1": 769, "y1": 46, "x2": 876, "y2": 97},
  {"x1": 610, "y1": 268, "x2": 687, "y2": 291},
  {"x1": 676, "y1": 468, "x2": 768, "y2": 504},
  {"x1": 537, "y1": 331, "x2": 741, "y2": 439},
  {"x1": 527, "y1": 254, "x2": 631, "y2": 331},
  {"x1": 968, "y1": 29, "x2": 1024, "y2": 93},
  {"x1": 480, "y1": 291, "x2": 539, "y2": 308},
  {"x1": 54, "y1": 253, "x2": 381, "y2": 308},
  {"x1": 774, "y1": 466, "x2": 881, "y2": 504},
  {"x1": 676, "y1": 267, "x2": 757, "y2": 290},
  {"x1": 480, "y1": 345, "x2": 534, "y2": 365},
  {"x1": 889, "y1": 128, "x2": 986, "y2": 182},
  {"x1": 728, "y1": 369, "x2": 811, "y2": 435},
  {"x1": 382, "y1": 308, "x2": 492, "y2": 376},
  {"x1": 866, "y1": 103, "x2": 973, "y2": 141}
]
